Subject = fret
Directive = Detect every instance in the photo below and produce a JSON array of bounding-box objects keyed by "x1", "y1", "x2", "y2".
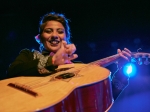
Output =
[{"x1": 89, "y1": 54, "x2": 120, "y2": 67}]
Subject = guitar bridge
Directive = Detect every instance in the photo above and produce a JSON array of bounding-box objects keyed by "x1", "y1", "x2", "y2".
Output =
[{"x1": 8, "y1": 83, "x2": 39, "y2": 97}]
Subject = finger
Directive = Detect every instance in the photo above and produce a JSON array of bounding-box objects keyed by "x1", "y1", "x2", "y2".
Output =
[
  {"x1": 119, "y1": 53, "x2": 129, "y2": 61},
  {"x1": 38, "y1": 68, "x2": 50, "y2": 74},
  {"x1": 68, "y1": 54, "x2": 78, "y2": 60},
  {"x1": 38, "y1": 69, "x2": 42, "y2": 74},
  {"x1": 61, "y1": 40, "x2": 67, "y2": 48},
  {"x1": 122, "y1": 50, "x2": 131, "y2": 57},
  {"x1": 118, "y1": 49, "x2": 131, "y2": 58},
  {"x1": 117, "y1": 49, "x2": 129, "y2": 61},
  {"x1": 117, "y1": 49, "x2": 122, "y2": 53},
  {"x1": 124, "y1": 48, "x2": 132, "y2": 53},
  {"x1": 65, "y1": 44, "x2": 76, "y2": 55}
]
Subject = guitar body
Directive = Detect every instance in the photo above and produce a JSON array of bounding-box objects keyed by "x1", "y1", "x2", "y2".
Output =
[{"x1": 0, "y1": 63, "x2": 113, "y2": 112}]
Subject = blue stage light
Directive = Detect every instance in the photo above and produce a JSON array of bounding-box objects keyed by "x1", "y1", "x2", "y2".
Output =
[{"x1": 123, "y1": 63, "x2": 136, "y2": 77}]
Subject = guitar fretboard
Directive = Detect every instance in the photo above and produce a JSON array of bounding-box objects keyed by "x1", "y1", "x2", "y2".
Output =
[{"x1": 89, "y1": 54, "x2": 121, "y2": 67}]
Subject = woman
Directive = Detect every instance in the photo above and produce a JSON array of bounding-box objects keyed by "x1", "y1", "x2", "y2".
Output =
[
  {"x1": 7, "y1": 12, "x2": 78, "y2": 77},
  {"x1": 7, "y1": 12, "x2": 131, "y2": 101}
]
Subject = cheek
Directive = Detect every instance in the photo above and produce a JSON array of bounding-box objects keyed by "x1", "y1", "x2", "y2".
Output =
[
  {"x1": 61, "y1": 35, "x2": 67, "y2": 41},
  {"x1": 40, "y1": 35, "x2": 48, "y2": 43}
]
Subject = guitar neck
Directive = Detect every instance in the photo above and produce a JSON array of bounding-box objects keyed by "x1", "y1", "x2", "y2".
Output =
[{"x1": 90, "y1": 54, "x2": 121, "y2": 67}]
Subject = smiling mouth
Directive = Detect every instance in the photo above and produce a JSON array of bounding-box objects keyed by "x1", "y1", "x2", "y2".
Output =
[{"x1": 49, "y1": 40, "x2": 61, "y2": 45}]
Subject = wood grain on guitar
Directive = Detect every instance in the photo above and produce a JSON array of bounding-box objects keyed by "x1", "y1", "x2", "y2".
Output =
[
  {"x1": 0, "y1": 63, "x2": 113, "y2": 112},
  {"x1": 4, "y1": 52, "x2": 149, "y2": 112}
]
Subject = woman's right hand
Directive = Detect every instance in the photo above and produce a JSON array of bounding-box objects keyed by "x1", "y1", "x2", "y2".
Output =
[{"x1": 52, "y1": 41, "x2": 78, "y2": 65}]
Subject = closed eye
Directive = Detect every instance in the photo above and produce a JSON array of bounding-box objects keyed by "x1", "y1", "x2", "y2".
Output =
[
  {"x1": 44, "y1": 28, "x2": 52, "y2": 33},
  {"x1": 57, "y1": 29, "x2": 65, "y2": 34}
]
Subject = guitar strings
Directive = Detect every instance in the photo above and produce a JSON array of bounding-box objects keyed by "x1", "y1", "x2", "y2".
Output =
[
  {"x1": 22, "y1": 52, "x2": 150, "y2": 89},
  {"x1": 16, "y1": 54, "x2": 120, "y2": 89},
  {"x1": 19, "y1": 65, "x2": 89, "y2": 89}
]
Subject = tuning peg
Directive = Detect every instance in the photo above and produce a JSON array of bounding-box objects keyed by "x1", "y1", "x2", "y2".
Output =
[
  {"x1": 137, "y1": 57, "x2": 142, "y2": 65},
  {"x1": 144, "y1": 55, "x2": 150, "y2": 65},
  {"x1": 131, "y1": 57, "x2": 137, "y2": 63}
]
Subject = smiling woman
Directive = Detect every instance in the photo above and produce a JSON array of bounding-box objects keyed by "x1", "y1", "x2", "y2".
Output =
[
  {"x1": 5, "y1": 11, "x2": 132, "y2": 112},
  {"x1": 40, "y1": 20, "x2": 67, "y2": 52},
  {"x1": 7, "y1": 12, "x2": 78, "y2": 77}
]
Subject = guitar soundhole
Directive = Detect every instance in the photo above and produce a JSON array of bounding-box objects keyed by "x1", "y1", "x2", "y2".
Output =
[{"x1": 55, "y1": 73, "x2": 75, "y2": 79}]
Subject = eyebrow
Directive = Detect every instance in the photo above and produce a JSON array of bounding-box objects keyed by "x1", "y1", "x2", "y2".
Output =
[{"x1": 44, "y1": 28, "x2": 65, "y2": 30}]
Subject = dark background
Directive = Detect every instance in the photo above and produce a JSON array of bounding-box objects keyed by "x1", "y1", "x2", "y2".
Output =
[{"x1": 1, "y1": 0, "x2": 150, "y2": 112}]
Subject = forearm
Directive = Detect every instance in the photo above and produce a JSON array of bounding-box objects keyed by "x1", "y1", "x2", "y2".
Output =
[
  {"x1": 7, "y1": 59, "x2": 40, "y2": 78},
  {"x1": 7, "y1": 49, "x2": 58, "y2": 78}
]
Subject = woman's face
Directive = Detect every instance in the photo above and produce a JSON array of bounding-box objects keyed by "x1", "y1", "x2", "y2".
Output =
[{"x1": 41, "y1": 20, "x2": 66, "y2": 52}]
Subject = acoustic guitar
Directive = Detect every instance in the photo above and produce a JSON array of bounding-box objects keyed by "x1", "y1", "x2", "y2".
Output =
[{"x1": 0, "y1": 52, "x2": 148, "y2": 112}]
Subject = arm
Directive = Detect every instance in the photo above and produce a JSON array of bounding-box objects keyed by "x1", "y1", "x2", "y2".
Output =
[{"x1": 7, "y1": 49, "x2": 57, "y2": 78}]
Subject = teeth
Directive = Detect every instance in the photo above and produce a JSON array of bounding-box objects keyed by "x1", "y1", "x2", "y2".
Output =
[{"x1": 49, "y1": 40, "x2": 60, "y2": 44}]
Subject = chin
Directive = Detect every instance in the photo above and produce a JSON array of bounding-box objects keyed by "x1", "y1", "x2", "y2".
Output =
[
  {"x1": 49, "y1": 46, "x2": 60, "y2": 53},
  {"x1": 45, "y1": 43, "x2": 61, "y2": 53}
]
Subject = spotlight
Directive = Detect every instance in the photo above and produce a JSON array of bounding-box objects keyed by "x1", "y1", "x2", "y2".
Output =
[{"x1": 123, "y1": 63, "x2": 136, "y2": 77}]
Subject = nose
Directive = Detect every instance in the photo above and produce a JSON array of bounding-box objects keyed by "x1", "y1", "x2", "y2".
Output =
[
  {"x1": 51, "y1": 36, "x2": 58, "y2": 41},
  {"x1": 51, "y1": 32, "x2": 59, "y2": 41},
  {"x1": 51, "y1": 31, "x2": 58, "y2": 38}
]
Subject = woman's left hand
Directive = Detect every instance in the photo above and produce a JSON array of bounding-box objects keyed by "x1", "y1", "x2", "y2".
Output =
[
  {"x1": 117, "y1": 48, "x2": 132, "y2": 68},
  {"x1": 117, "y1": 48, "x2": 132, "y2": 61}
]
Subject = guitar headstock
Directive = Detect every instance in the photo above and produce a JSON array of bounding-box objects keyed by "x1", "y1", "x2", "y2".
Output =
[{"x1": 131, "y1": 52, "x2": 150, "y2": 65}]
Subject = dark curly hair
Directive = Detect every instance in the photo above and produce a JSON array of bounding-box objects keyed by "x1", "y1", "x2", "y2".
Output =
[{"x1": 39, "y1": 12, "x2": 71, "y2": 44}]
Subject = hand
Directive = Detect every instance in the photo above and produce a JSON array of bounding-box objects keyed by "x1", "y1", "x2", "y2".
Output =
[
  {"x1": 112, "y1": 48, "x2": 131, "y2": 92},
  {"x1": 117, "y1": 48, "x2": 131, "y2": 61},
  {"x1": 52, "y1": 41, "x2": 78, "y2": 65},
  {"x1": 117, "y1": 48, "x2": 132, "y2": 69},
  {"x1": 38, "y1": 68, "x2": 50, "y2": 75}
]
